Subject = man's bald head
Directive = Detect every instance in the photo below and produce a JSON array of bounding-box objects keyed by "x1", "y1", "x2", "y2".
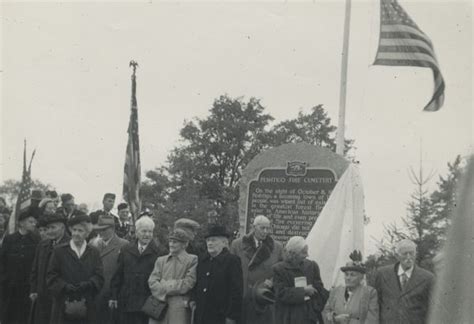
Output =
[{"x1": 253, "y1": 215, "x2": 272, "y2": 240}]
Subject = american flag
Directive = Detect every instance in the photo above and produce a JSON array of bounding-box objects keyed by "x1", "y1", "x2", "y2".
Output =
[
  {"x1": 8, "y1": 141, "x2": 35, "y2": 233},
  {"x1": 374, "y1": 0, "x2": 445, "y2": 111},
  {"x1": 122, "y1": 61, "x2": 141, "y2": 224}
]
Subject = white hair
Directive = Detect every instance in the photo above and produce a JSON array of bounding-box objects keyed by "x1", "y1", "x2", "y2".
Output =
[
  {"x1": 135, "y1": 216, "x2": 155, "y2": 231},
  {"x1": 395, "y1": 239, "x2": 417, "y2": 254},
  {"x1": 285, "y1": 236, "x2": 307, "y2": 253},
  {"x1": 253, "y1": 215, "x2": 270, "y2": 226}
]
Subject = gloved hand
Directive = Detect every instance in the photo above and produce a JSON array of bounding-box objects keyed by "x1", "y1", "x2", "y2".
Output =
[
  {"x1": 64, "y1": 283, "x2": 78, "y2": 293},
  {"x1": 77, "y1": 281, "x2": 93, "y2": 292}
]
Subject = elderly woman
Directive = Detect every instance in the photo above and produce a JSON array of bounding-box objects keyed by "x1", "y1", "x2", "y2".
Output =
[
  {"x1": 110, "y1": 216, "x2": 168, "y2": 324},
  {"x1": 148, "y1": 228, "x2": 197, "y2": 324},
  {"x1": 47, "y1": 213, "x2": 104, "y2": 324},
  {"x1": 323, "y1": 251, "x2": 378, "y2": 324},
  {"x1": 273, "y1": 236, "x2": 328, "y2": 324}
]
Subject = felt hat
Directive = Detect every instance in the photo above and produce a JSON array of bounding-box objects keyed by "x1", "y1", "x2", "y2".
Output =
[
  {"x1": 18, "y1": 207, "x2": 37, "y2": 222},
  {"x1": 174, "y1": 218, "x2": 200, "y2": 240},
  {"x1": 67, "y1": 212, "x2": 91, "y2": 228},
  {"x1": 204, "y1": 224, "x2": 230, "y2": 239},
  {"x1": 93, "y1": 214, "x2": 116, "y2": 230},
  {"x1": 42, "y1": 212, "x2": 67, "y2": 226},
  {"x1": 169, "y1": 228, "x2": 191, "y2": 242},
  {"x1": 251, "y1": 280, "x2": 275, "y2": 306}
]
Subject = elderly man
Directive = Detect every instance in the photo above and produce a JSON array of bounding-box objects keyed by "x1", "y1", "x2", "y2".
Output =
[
  {"x1": 90, "y1": 214, "x2": 128, "y2": 324},
  {"x1": 374, "y1": 239, "x2": 435, "y2": 324},
  {"x1": 230, "y1": 215, "x2": 283, "y2": 324},
  {"x1": 192, "y1": 224, "x2": 243, "y2": 324},
  {"x1": 0, "y1": 208, "x2": 40, "y2": 324},
  {"x1": 109, "y1": 216, "x2": 167, "y2": 324},
  {"x1": 30, "y1": 212, "x2": 70, "y2": 324}
]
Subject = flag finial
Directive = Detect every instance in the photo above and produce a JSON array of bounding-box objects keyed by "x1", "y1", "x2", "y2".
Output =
[{"x1": 129, "y1": 60, "x2": 139, "y2": 76}]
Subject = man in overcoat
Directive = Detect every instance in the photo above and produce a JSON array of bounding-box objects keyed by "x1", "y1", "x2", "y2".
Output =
[
  {"x1": 30, "y1": 212, "x2": 70, "y2": 324},
  {"x1": 374, "y1": 239, "x2": 435, "y2": 324},
  {"x1": 115, "y1": 203, "x2": 133, "y2": 240},
  {"x1": 0, "y1": 207, "x2": 40, "y2": 324},
  {"x1": 90, "y1": 214, "x2": 128, "y2": 324},
  {"x1": 109, "y1": 216, "x2": 167, "y2": 324},
  {"x1": 230, "y1": 215, "x2": 283, "y2": 324},
  {"x1": 192, "y1": 224, "x2": 243, "y2": 324}
]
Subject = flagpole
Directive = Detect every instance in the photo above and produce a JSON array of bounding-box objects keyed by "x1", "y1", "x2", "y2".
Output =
[{"x1": 336, "y1": 0, "x2": 352, "y2": 156}]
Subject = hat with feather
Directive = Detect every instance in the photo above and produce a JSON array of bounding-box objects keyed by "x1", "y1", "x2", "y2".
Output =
[{"x1": 340, "y1": 250, "x2": 366, "y2": 274}]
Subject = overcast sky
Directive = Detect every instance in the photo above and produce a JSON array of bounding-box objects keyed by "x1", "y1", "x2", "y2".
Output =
[{"x1": 1, "y1": 0, "x2": 472, "y2": 253}]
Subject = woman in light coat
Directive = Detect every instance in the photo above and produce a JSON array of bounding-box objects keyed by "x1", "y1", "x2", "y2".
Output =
[
  {"x1": 323, "y1": 251, "x2": 379, "y2": 324},
  {"x1": 148, "y1": 228, "x2": 197, "y2": 324}
]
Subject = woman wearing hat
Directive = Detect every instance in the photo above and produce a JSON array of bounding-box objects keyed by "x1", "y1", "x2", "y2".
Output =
[
  {"x1": 148, "y1": 228, "x2": 198, "y2": 324},
  {"x1": 47, "y1": 213, "x2": 104, "y2": 324},
  {"x1": 273, "y1": 236, "x2": 328, "y2": 324},
  {"x1": 322, "y1": 251, "x2": 378, "y2": 324}
]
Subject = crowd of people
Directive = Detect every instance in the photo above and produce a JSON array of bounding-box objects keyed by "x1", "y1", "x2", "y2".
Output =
[{"x1": 0, "y1": 191, "x2": 435, "y2": 324}]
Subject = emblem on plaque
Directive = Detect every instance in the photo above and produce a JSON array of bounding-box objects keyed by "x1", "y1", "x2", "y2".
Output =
[{"x1": 286, "y1": 161, "x2": 307, "y2": 176}]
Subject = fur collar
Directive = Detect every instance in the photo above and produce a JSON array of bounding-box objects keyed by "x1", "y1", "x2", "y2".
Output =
[{"x1": 242, "y1": 233, "x2": 274, "y2": 270}]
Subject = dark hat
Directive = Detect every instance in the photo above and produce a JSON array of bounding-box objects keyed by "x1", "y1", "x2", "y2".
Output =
[
  {"x1": 117, "y1": 203, "x2": 128, "y2": 211},
  {"x1": 61, "y1": 193, "x2": 74, "y2": 203},
  {"x1": 340, "y1": 250, "x2": 366, "y2": 274},
  {"x1": 251, "y1": 280, "x2": 275, "y2": 306},
  {"x1": 67, "y1": 212, "x2": 91, "y2": 228},
  {"x1": 169, "y1": 228, "x2": 191, "y2": 242},
  {"x1": 45, "y1": 190, "x2": 58, "y2": 199},
  {"x1": 103, "y1": 193, "x2": 116, "y2": 200},
  {"x1": 18, "y1": 207, "x2": 36, "y2": 222},
  {"x1": 31, "y1": 190, "x2": 44, "y2": 201},
  {"x1": 174, "y1": 218, "x2": 200, "y2": 240},
  {"x1": 93, "y1": 214, "x2": 116, "y2": 230},
  {"x1": 204, "y1": 224, "x2": 230, "y2": 239},
  {"x1": 41, "y1": 212, "x2": 66, "y2": 226}
]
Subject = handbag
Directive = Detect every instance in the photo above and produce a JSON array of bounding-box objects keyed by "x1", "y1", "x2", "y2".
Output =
[
  {"x1": 64, "y1": 298, "x2": 87, "y2": 320},
  {"x1": 141, "y1": 295, "x2": 168, "y2": 320}
]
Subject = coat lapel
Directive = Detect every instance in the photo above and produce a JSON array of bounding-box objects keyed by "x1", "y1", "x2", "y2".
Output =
[
  {"x1": 400, "y1": 266, "x2": 425, "y2": 296},
  {"x1": 101, "y1": 235, "x2": 119, "y2": 257},
  {"x1": 242, "y1": 233, "x2": 274, "y2": 270},
  {"x1": 382, "y1": 264, "x2": 402, "y2": 295}
]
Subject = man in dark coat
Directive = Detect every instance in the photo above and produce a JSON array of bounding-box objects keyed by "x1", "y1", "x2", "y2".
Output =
[
  {"x1": 0, "y1": 207, "x2": 41, "y2": 324},
  {"x1": 109, "y1": 216, "x2": 167, "y2": 324},
  {"x1": 115, "y1": 202, "x2": 133, "y2": 240},
  {"x1": 230, "y1": 215, "x2": 283, "y2": 324},
  {"x1": 89, "y1": 193, "x2": 116, "y2": 225},
  {"x1": 192, "y1": 224, "x2": 243, "y2": 324},
  {"x1": 30, "y1": 212, "x2": 70, "y2": 324},
  {"x1": 47, "y1": 213, "x2": 104, "y2": 324},
  {"x1": 374, "y1": 239, "x2": 435, "y2": 324},
  {"x1": 89, "y1": 214, "x2": 128, "y2": 324}
]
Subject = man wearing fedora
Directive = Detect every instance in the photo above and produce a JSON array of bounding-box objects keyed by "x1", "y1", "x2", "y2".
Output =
[
  {"x1": 230, "y1": 215, "x2": 283, "y2": 324},
  {"x1": 191, "y1": 224, "x2": 243, "y2": 324},
  {"x1": 90, "y1": 214, "x2": 128, "y2": 324},
  {"x1": 374, "y1": 239, "x2": 434, "y2": 324},
  {"x1": 30, "y1": 212, "x2": 70, "y2": 324}
]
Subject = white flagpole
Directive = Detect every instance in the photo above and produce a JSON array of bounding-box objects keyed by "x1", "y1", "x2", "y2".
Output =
[{"x1": 336, "y1": 0, "x2": 352, "y2": 156}]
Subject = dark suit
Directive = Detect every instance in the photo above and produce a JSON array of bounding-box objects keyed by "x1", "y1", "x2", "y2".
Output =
[
  {"x1": 374, "y1": 263, "x2": 434, "y2": 324},
  {"x1": 110, "y1": 239, "x2": 167, "y2": 324},
  {"x1": 193, "y1": 248, "x2": 243, "y2": 324}
]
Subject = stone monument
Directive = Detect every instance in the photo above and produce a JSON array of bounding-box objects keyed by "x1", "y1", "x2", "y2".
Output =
[{"x1": 239, "y1": 142, "x2": 349, "y2": 243}]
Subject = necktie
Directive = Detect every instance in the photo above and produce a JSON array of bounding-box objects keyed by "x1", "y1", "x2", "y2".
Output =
[
  {"x1": 139, "y1": 245, "x2": 144, "y2": 254},
  {"x1": 401, "y1": 273, "x2": 408, "y2": 289}
]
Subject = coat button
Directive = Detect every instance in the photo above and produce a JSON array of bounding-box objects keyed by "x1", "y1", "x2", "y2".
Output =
[
  {"x1": 203, "y1": 288, "x2": 207, "y2": 292},
  {"x1": 206, "y1": 272, "x2": 210, "y2": 276}
]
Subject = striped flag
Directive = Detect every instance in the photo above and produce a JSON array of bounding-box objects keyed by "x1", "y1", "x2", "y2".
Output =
[
  {"x1": 122, "y1": 61, "x2": 141, "y2": 224},
  {"x1": 374, "y1": 0, "x2": 445, "y2": 111},
  {"x1": 8, "y1": 140, "x2": 35, "y2": 233}
]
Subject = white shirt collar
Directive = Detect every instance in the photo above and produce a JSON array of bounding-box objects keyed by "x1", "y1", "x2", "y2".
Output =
[
  {"x1": 70, "y1": 240, "x2": 87, "y2": 258},
  {"x1": 398, "y1": 264, "x2": 414, "y2": 278}
]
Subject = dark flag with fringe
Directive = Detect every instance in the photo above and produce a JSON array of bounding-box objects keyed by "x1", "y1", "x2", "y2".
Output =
[{"x1": 374, "y1": 0, "x2": 445, "y2": 111}]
